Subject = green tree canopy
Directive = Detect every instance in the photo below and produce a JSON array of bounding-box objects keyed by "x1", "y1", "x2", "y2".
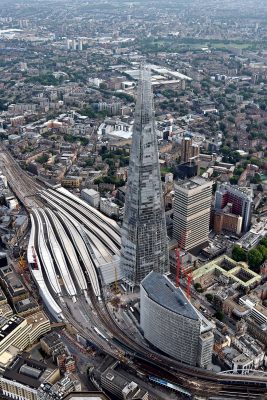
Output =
[
  {"x1": 248, "y1": 248, "x2": 264, "y2": 272},
  {"x1": 232, "y1": 245, "x2": 247, "y2": 262}
]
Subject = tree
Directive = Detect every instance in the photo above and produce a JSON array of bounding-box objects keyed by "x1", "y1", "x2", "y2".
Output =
[
  {"x1": 206, "y1": 293, "x2": 214, "y2": 302},
  {"x1": 248, "y1": 249, "x2": 264, "y2": 272},
  {"x1": 260, "y1": 237, "x2": 267, "y2": 247},
  {"x1": 257, "y1": 245, "x2": 267, "y2": 261},
  {"x1": 232, "y1": 245, "x2": 247, "y2": 262},
  {"x1": 230, "y1": 176, "x2": 239, "y2": 185},
  {"x1": 194, "y1": 282, "x2": 203, "y2": 292},
  {"x1": 214, "y1": 311, "x2": 224, "y2": 321}
]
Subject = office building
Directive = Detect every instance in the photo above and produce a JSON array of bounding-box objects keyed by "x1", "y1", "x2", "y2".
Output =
[
  {"x1": 81, "y1": 188, "x2": 100, "y2": 208},
  {"x1": 0, "y1": 312, "x2": 50, "y2": 365},
  {"x1": 181, "y1": 137, "x2": 200, "y2": 163},
  {"x1": 140, "y1": 272, "x2": 214, "y2": 368},
  {"x1": 213, "y1": 208, "x2": 243, "y2": 235},
  {"x1": 94, "y1": 357, "x2": 148, "y2": 400},
  {"x1": 0, "y1": 354, "x2": 59, "y2": 400},
  {"x1": 63, "y1": 393, "x2": 110, "y2": 400},
  {"x1": 0, "y1": 265, "x2": 28, "y2": 304},
  {"x1": 38, "y1": 374, "x2": 81, "y2": 400},
  {"x1": 215, "y1": 184, "x2": 253, "y2": 233},
  {"x1": 173, "y1": 177, "x2": 213, "y2": 251},
  {"x1": 120, "y1": 65, "x2": 169, "y2": 287},
  {"x1": 100, "y1": 198, "x2": 120, "y2": 218}
]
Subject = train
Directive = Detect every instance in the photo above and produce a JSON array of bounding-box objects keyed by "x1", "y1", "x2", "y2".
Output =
[{"x1": 94, "y1": 326, "x2": 109, "y2": 341}]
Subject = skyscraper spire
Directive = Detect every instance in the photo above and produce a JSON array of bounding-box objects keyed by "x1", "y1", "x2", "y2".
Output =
[{"x1": 120, "y1": 64, "x2": 169, "y2": 288}]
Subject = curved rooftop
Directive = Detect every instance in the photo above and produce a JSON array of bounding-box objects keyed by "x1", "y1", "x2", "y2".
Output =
[{"x1": 141, "y1": 272, "x2": 198, "y2": 321}]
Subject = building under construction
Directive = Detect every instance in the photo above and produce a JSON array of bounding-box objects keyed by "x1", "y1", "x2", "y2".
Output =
[{"x1": 140, "y1": 272, "x2": 214, "y2": 368}]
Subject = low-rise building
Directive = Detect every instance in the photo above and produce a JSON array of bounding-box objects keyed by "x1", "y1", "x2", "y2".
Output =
[
  {"x1": 213, "y1": 209, "x2": 243, "y2": 235},
  {"x1": 0, "y1": 265, "x2": 28, "y2": 304},
  {"x1": 100, "y1": 198, "x2": 120, "y2": 218},
  {"x1": 193, "y1": 255, "x2": 261, "y2": 291},
  {"x1": 0, "y1": 354, "x2": 60, "y2": 400},
  {"x1": 94, "y1": 357, "x2": 148, "y2": 400},
  {"x1": 81, "y1": 188, "x2": 100, "y2": 208},
  {"x1": 61, "y1": 176, "x2": 81, "y2": 188}
]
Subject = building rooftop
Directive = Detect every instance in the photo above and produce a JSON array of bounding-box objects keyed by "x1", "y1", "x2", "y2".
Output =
[
  {"x1": 193, "y1": 255, "x2": 261, "y2": 288},
  {"x1": 63, "y1": 393, "x2": 110, "y2": 400},
  {"x1": 0, "y1": 265, "x2": 27, "y2": 298},
  {"x1": 3, "y1": 354, "x2": 57, "y2": 389},
  {"x1": 141, "y1": 272, "x2": 198, "y2": 320},
  {"x1": 14, "y1": 297, "x2": 39, "y2": 314},
  {"x1": 176, "y1": 176, "x2": 212, "y2": 191},
  {"x1": 0, "y1": 315, "x2": 24, "y2": 341}
]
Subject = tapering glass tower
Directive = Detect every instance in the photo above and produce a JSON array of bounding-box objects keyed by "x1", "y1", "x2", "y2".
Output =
[{"x1": 120, "y1": 65, "x2": 169, "y2": 287}]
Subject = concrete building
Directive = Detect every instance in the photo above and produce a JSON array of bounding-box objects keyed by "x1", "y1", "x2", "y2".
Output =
[
  {"x1": 61, "y1": 176, "x2": 81, "y2": 188},
  {"x1": 181, "y1": 137, "x2": 192, "y2": 163},
  {"x1": 63, "y1": 393, "x2": 110, "y2": 400},
  {"x1": 81, "y1": 188, "x2": 100, "y2": 208},
  {"x1": 120, "y1": 65, "x2": 169, "y2": 287},
  {"x1": 140, "y1": 272, "x2": 214, "y2": 368},
  {"x1": 100, "y1": 198, "x2": 120, "y2": 218},
  {"x1": 94, "y1": 357, "x2": 148, "y2": 400},
  {"x1": 173, "y1": 177, "x2": 213, "y2": 251},
  {"x1": 0, "y1": 265, "x2": 28, "y2": 304},
  {"x1": 38, "y1": 373, "x2": 81, "y2": 400},
  {"x1": 0, "y1": 354, "x2": 59, "y2": 400},
  {"x1": 215, "y1": 184, "x2": 253, "y2": 233},
  {"x1": 192, "y1": 255, "x2": 261, "y2": 291},
  {"x1": 0, "y1": 312, "x2": 50, "y2": 364},
  {"x1": 181, "y1": 137, "x2": 200, "y2": 163},
  {"x1": 213, "y1": 209, "x2": 243, "y2": 235}
]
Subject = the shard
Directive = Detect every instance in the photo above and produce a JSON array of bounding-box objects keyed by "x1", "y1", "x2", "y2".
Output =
[{"x1": 120, "y1": 64, "x2": 169, "y2": 287}]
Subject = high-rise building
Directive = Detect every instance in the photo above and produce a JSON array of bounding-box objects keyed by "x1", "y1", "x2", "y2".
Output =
[
  {"x1": 181, "y1": 137, "x2": 192, "y2": 163},
  {"x1": 173, "y1": 176, "x2": 213, "y2": 251},
  {"x1": 120, "y1": 65, "x2": 169, "y2": 287},
  {"x1": 140, "y1": 272, "x2": 214, "y2": 368},
  {"x1": 215, "y1": 184, "x2": 253, "y2": 233},
  {"x1": 181, "y1": 137, "x2": 199, "y2": 163}
]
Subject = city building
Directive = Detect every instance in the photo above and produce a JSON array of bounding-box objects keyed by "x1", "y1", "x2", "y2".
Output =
[
  {"x1": 181, "y1": 137, "x2": 200, "y2": 164},
  {"x1": 93, "y1": 357, "x2": 148, "y2": 400},
  {"x1": 192, "y1": 255, "x2": 261, "y2": 291},
  {"x1": 61, "y1": 176, "x2": 81, "y2": 188},
  {"x1": 173, "y1": 177, "x2": 213, "y2": 251},
  {"x1": 140, "y1": 272, "x2": 214, "y2": 368},
  {"x1": 213, "y1": 208, "x2": 243, "y2": 235},
  {"x1": 0, "y1": 265, "x2": 28, "y2": 304},
  {"x1": 120, "y1": 65, "x2": 169, "y2": 287},
  {"x1": 181, "y1": 137, "x2": 192, "y2": 163},
  {"x1": 0, "y1": 312, "x2": 50, "y2": 364},
  {"x1": 63, "y1": 393, "x2": 110, "y2": 400},
  {"x1": 100, "y1": 198, "x2": 120, "y2": 218},
  {"x1": 215, "y1": 184, "x2": 253, "y2": 233},
  {"x1": 81, "y1": 188, "x2": 100, "y2": 208},
  {"x1": 38, "y1": 373, "x2": 81, "y2": 400},
  {"x1": 0, "y1": 354, "x2": 60, "y2": 400}
]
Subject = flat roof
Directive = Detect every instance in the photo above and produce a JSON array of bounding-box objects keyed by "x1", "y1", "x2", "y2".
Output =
[
  {"x1": 0, "y1": 315, "x2": 24, "y2": 341},
  {"x1": 3, "y1": 354, "x2": 54, "y2": 389},
  {"x1": 141, "y1": 272, "x2": 198, "y2": 320},
  {"x1": 176, "y1": 176, "x2": 212, "y2": 190}
]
